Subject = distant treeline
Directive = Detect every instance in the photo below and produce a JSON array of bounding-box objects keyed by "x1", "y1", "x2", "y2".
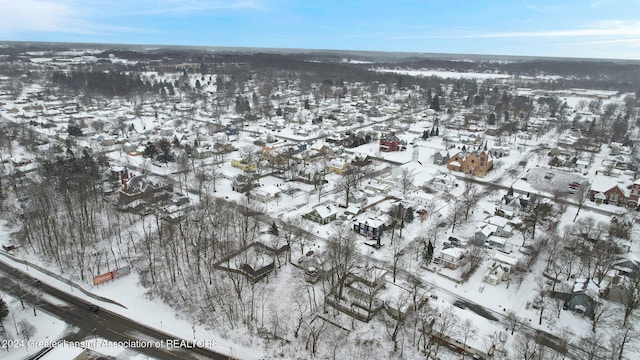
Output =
[{"x1": 51, "y1": 70, "x2": 148, "y2": 97}]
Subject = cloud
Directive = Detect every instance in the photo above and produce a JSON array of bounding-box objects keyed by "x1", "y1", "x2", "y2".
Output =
[
  {"x1": 0, "y1": 0, "x2": 156, "y2": 36},
  {"x1": 0, "y1": 0, "x2": 81, "y2": 33},
  {"x1": 466, "y1": 21, "x2": 640, "y2": 39},
  {"x1": 130, "y1": 0, "x2": 270, "y2": 15},
  {"x1": 391, "y1": 20, "x2": 640, "y2": 40}
]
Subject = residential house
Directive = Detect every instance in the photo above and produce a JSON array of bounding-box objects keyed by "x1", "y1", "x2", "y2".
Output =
[
  {"x1": 364, "y1": 181, "x2": 393, "y2": 194},
  {"x1": 629, "y1": 178, "x2": 640, "y2": 208},
  {"x1": 496, "y1": 194, "x2": 528, "y2": 219},
  {"x1": 433, "y1": 150, "x2": 449, "y2": 165},
  {"x1": 232, "y1": 174, "x2": 258, "y2": 193},
  {"x1": 431, "y1": 173, "x2": 457, "y2": 192},
  {"x1": 304, "y1": 204, "x2": 338, "y2": 225},
  {"x1": 39, "y1": 345, "x2": 89, "y2": 360},
  {"x1": 351, "y1": 153, "x2": 373, "y2": 167},
  {"x1": 435, "y1": 247, "x2": 466, "y2": 270},
  {"x1": 473, "y1": 216, "x2": 511, "y2": 246},
  {"x1": 605, "y1": 256, "x2": 640, "y2": 305},
  {"x1": 446, "y1": 149, "x2": 493, "y2": 177},
  {"x1": 231, "y1": 158, "x2": 256, "y2": 172},
  {"x1": 326, "y1": 158, "x2": 349, "y2": 175},
  {"x1": 564, "y1": 278, "x2": 600, "y2": 316},
  {"x1": 251, "y1": 185, "x2": 282, "y2": 203},
  {"x1": 588, "y1": 175, "x2": 631, "y2": 206},
  {"x1": 379, "y1": 133, "x2": 404, "y2": 152},
  {"x1": 490, "y1": 146, "x2": 511, "y2": 158},
  {"x1": 352, "y1": 212, "x2": 391, "y2": 240},
  {"x1": 119, "y1": 174, "x2": 172, "y2": 205}
]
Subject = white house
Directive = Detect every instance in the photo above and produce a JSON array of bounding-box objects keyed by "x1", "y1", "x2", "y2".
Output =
[{"x1": 435, "y1": 247, "x2": 466, "y2": 269}]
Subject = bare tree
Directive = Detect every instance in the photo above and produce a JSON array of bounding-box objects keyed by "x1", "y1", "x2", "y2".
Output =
[
  {"x1": 384, "y1": 291, "x2": 411, "y2": 353},
  {"x1": 304, "y1": 318, "x2": 327, "y2": 357},
  {"x1": 459, "y1": 319, "x2": 477, "y2": 359},
  {"x1": 338, "y1": 167, "x2": 364, "y2": 208},
  {"x1": 619, "y1": 275, "x2": 640, "y2": 326},
  {"x1": 511, "y1": 333, "x2": 541, "y2": 360},
  {"x1": 18, "y1": 320, "x2": 36, "y2": 341},
  {"x1": 429, "y1": 307, "x2": 459, "y2": 358},
  {"x1": 579, "y1": 331, "x2": 607, "y2": 360},
  {"x1": 400, "y1": 168, "x2": 415, "y2": 195},
  {"x1": 505, "y1": 310, "x2": 522, "y2": 335},
  {"x1": 326, "y1": 224, "x2": 358, "y2": 299},
  {"x1": 460, "y1": 182, "x2": 482, "y2": 220},
  {"x1": 573, "y1": 182, "x2": 591, "y2": 221},
  {"x1": 447, "y1": 200, "x2": 465, "y2": 233},
  {"x1": 608, "y1": 322, "x2": 637, "y2": 360},
  {"x1": 391, "y1": 240, "x2": 405, "y2": 283},
  {"x1": 590, "y1": 302, "x2": 614, "y2": 333}
]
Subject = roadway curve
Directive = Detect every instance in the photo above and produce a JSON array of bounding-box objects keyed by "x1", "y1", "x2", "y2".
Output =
[{"x1": 0, "y1": 260, "x2": 232, "y2": 360}]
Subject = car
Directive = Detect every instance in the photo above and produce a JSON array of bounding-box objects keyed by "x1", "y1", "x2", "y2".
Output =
[
  {"x1": 448, "y1": 236, "x2": 460, "y2": 244},
  {"x1": 569, "y1": 182, "x2": 581, "y2": 188},
  {"x1": 88, "y1": 305, "x2": 100, "y2": 313},
  {"x1": 453, "y1": 301, "x2": 466, "y2": 309},
  {"x1": 543, "y1": 172, "x2": 554, "y2": 179}
]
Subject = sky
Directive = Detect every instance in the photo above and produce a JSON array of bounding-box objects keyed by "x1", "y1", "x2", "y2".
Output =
[{"x1": 1, "y1": 0, "x2": 640, "y2": 60}]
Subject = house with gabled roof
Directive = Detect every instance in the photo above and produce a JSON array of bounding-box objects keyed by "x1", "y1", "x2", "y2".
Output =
[
  {"x1": 565, "y1": 278, "x2": 600, "y2": 317},
  {"x1": 435, "y1": 247, "x2": 466, "y2": 269},
  {"x1": 352, "y1": 211, "x2": 392, "y2": 240},
  {"x1": 326, "y1": 158, "x2": 349, "y2": 175},
  {"x1": 628, "y1": 178, "x2": 640, "y2": 208},
  {"x1": 433, "y1": 150, "x2": 450, "y2": 165},
  {"x1": 304, "y1": 204, "x2": 338, "y2": 225},
  {"x1": 379, "y1": 133, "x2": 404, "y2": 152},
  {"x1": 588, "y1": 174, "x2": 631, "y2": 206}
]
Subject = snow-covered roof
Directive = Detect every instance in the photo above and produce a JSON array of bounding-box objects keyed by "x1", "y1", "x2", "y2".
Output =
[
  {"x1": 477, "y1": 224, "x2": 498, "y2": 237},
  {"x1": 441, "y1": 247, "x2": 465, "y2": 259},
  {"x1": 590, "y1": 174, "x2": 629, "y2": 196},
  {"x1": 40, "y1": 345, "x2": 86, "y2": 360},
  {"x1": 449, "y1": 161, "x2": 461, "y2": 167},
  {"x1": 485, "y1": 215, "x2": 509, "y2": 227},
  {"x1": 312, "y1": 204, "x2": 338, "y2": 218},
  {"x1": 572, "y1": 278, "x2": 600, "y2": 299},
  {"x1": 493, "y1": 252, "x2": 518, "y2": 266}
]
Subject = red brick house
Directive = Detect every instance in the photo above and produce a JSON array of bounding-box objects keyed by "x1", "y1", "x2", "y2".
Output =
[
  {"x1": 588, "y1": 174, "x2": 632, "y2": 207},
  {"x1": 629, "y1": 178, "x2": 640, "y2": 208},
  {"x1": 379, "y1": 133, "x2": 404, "y2": 152}
]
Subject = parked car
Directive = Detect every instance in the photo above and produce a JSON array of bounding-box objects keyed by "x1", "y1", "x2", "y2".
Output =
[
  {"x1": 544, "y1": 172, "x2": 554, "y2": 179},
  {"x1": 453, "y1": 301, "x2": 466, "y2": 309},
  {"x1": 569, "y1": 182, "x2": 581, "y2": 188},
  {"x1": 88, "y1": 305, "x2": 100, "y2": 313}
]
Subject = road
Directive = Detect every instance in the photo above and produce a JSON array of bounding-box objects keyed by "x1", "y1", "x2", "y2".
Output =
[{"x1": 0, "y1": 260, "x2": 231, "y2": 360}]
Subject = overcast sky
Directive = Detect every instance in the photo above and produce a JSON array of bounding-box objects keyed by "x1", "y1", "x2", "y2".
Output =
[{"x1": 1, "y1": 0, "x2": 639, "y2": 60}]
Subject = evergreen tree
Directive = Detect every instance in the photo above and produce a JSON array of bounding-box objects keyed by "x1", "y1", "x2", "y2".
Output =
[
  {"x1": 0, "y1": 297, "x2": 9, "y2": 322},
  {"x1": 435, "y1": 127, "x2": 439, "y2": 136},
  {"x1": 269, "y1": 221, "x2": 279, "y2": 236},
  {"x1": 425, "y1": 241, "x2": 434, "y2": 263},
  {"x1": 487, "y1": 113, "x2": 497, "y2": 125},
  {"x1": 508, "y1": 186, "x2": 514, "y2": 196},
  {"x1": 430, "y1": 95, "x2": 441, "y2": 111},
  {"x1": 67, "y1": 121, "x2": 83, "y2": 136},
  {"x1": 156, "y1": 138, "x2": 174, "y2": 163},
  {"x1": 143, "y1": 142, "x2": 157, "y2": 159},
  {"x1": 404, "y1": 207, "x2": 414, "y2": 223},
  {"x1": 422, "y1": 130, "x2": 428, "y2": 140}
]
